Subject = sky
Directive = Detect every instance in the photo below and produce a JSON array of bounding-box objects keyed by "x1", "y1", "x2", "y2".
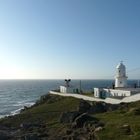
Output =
[{"x1": 0, "y1": 0, "x2": 140, "y2": 79}]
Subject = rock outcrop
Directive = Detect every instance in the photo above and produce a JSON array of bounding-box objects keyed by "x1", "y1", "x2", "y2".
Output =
[{"x1": 60, "y1": 111, "x2": 80, "y2": 123}]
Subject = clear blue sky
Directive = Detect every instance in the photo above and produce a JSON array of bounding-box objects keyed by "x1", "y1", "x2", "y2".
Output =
[{"x1": 0, "y1": 0, "x2": 140, "y2": 79}]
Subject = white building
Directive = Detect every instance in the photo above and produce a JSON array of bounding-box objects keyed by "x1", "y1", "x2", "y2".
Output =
[
  {"x1": 94, "y1": 62, "x2": 140, "y2": 99},
  {"x1": 115, "y1": 61, "x2": 128, "y2": 88},
  {"x1": 60, "y1": 79, "x2": 80, "y2": 93},
  {"x1": 94, "y1": 88, "x2": 131, "y2": 98},
  {"x1": 60, "y1": 86, "x2": 76, "y2": 93}
]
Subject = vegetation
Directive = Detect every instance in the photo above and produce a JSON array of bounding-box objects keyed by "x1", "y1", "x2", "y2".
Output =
[
  {"x1": 95, "y1": 102, "x2": 140, "y2": 140},
  {"x1": 0, "y1": 94, "x2": 140, "y2": 139},
  {"x1": 0, "y1": 95, "x2": 80, "y2": 127},
  {"x1": 82, "y1": 92, "x2": 94, "y2": 97}
]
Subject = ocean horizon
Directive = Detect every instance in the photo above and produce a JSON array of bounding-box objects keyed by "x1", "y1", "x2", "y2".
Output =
[{"x1": 0, "y1": 79, "x2": 139, "y2": 118}]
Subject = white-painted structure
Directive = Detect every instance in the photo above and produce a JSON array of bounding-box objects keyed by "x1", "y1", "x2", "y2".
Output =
[
  {"x1": 60, "y1": 79, "x2": 80, "y2": 93},
  {"x1": 60, "y1": 86, "x2": 76, "y2": 93},
  {"x1": 115, "y1": 61, "x2": 128, "y2": 88},
  {"x1": 60, "y1": 86, "x2": 67, "y2": 93},
  {"x1": 50, "y1": 91, "x2": 140, "y2": 104},
  {"x1": 94, "y1": 88, "x2": 131, "y2": 98},
  {"x1": 94, "y1": 62, "x2": 140, "y2": 99}
]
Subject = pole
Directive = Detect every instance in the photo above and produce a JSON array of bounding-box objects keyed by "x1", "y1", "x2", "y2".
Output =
[
  {"x1": 79, "y1": 80, "x2": 82, "y2": 93},
  {"x1": 138, "y1": 80, "x2": 140, "y2": 88}
]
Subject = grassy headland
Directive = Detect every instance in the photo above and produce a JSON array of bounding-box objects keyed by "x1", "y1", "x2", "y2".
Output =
[{"x1": 0, "y1": 93, "x2": 140, "y2": 139}]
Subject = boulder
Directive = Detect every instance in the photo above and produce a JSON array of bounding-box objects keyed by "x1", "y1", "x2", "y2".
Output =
[
  {"x1": 83, "y1": 121, "x2": 104, "y2": 134},
  {"x1": 20, "y1": 123, "x2": 42, "y2": 130},
  {"x1": 119, "y1": 103, "x2": 129, "y2": 110},
  {"x1": 89, "y1": 102, "x2": 107, "y2": 114},
  {"x1": 66, "y1": 129, "x2": 73, "y2": 135},
  {"x1": 94, "y1": 126, "x2": 103, "y2": 132},
  {"x1": 106, "y1": 104, "x2": 119, "y2": 111},
  {"x1": 24, "y1": 133, "x2": 38, "y2": 140},
  {"x1": 134, "y1": 108, "x2": 140, "y2": 115},
  {"x1": 73, "y1": 113, "x2": 98, "y2": 128},
  {"x1": 120, "y1": 124, "x2": 134, "y2": 135},
  {"x1": 78, "y1": 100, "x2": 91, "y2": 113},
  {"x1": 60, "y1": 111, "x2": 80, "y2": 123},
  {"x1": 88, "y1": 102, "x2": 119, "y2": 114},
  {"x1": 0, "y1": 131, "x2": 11, "y2": 140}
]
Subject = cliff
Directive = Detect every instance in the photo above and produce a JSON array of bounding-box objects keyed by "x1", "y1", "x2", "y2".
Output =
[{"x1": 0, "y1": 94, "x2": 140, "y2": 139}]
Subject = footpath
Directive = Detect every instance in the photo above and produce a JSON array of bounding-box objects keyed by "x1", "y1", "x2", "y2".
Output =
[{"x1": 49, "y1": 91, "x2": 140, "y2": 104}]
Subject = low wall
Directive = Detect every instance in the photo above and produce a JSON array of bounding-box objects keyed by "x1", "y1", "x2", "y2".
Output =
[
  {"x1": 49, "y1": 91, "x2": 140, "y2": 104},
  {"x1": 49, "y1": 91, "x2": 120, "y2": 104}
]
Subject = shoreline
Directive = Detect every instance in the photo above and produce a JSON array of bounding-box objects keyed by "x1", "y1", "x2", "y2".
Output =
[
  {"x1": 0, "y1": 93, "x2": 140, "y2": 139},
  {"x1": 0, "y1": 102, "x2": 35, "y2": 119}
]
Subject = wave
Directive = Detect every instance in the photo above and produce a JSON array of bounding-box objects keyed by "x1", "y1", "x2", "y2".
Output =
[
  {"x1": 11, "y1": 102, "x2": 35, "y2": 115},
  {"x1": 12, "y1": 102, "x2": 35, "y2": 107},
  {"x1": 0, "y1": 102, "x2": 35, "y2": 118},
  {"x1": 10, "y1": 107, "x2": 24, "y2": 116}
]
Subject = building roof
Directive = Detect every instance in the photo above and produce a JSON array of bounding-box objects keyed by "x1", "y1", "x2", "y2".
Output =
[
  {"x1": 116, "y1": 62, "x2": 126, "y2": 69},
  {"x1": 102, "y1": 87, "x2": 140, "y2": 94}
]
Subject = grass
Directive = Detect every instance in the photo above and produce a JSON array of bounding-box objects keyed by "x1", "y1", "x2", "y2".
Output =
[
  {"x1": 94, "y1": 102, "x2": 140, "y2": 140},
  {"x1": 0, "y1": 95, "x2": 80, "y2": 127},
  {"x1": 1, "y1": 94, "x2": 140, "y2": 139},
  {"x1": 82, "y1": 92, "x2": 94, "y2": 97}
]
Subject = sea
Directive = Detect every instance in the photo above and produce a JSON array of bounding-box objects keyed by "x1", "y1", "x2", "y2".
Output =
[{"x1": 0, "y1": 79, "x2": 139, "y2": 118}]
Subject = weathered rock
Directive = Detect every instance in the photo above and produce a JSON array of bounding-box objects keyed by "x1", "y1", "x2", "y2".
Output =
[
  {"x1": 120, "y1": 124, "x2": 133, "y2": 135},
  {"x1": 24, "y1": 133, "x2": 38, "y2": 140},
  {"x1": 89, "y1": 102, "x2": 107, "y2": 114},
  {"x1": 0, "y1": 131, "x2": 11, "y2": 140},
  {"x1": 73, "y1": 113, "x2": 98, "y2": 128},
  {"x1": 83, "y1": 121, "x2": 104, "y2": 134},
  {"x1": 94, "y1": 126, "x2": 103, "y2": 132},
  {"x1": 89, "y1": 102, "x2": 119, "y2": 114},
  {"x1": 94, "y1": 122, "x2": 105, "y2": 128},
  {"x1": 62, "y1": 127, "x2": 98, "y2": 140},
  {"x1": 78, "y1": 100, "x2": 91, "y2": 113},
  {"x1": 88, "y1": 132, "x2": 97, "y2": 140},
  {"x1": 75, "y1": 136, "x2": 87, "y2": 140},
  {"x1": 36, "y1": 94, "x2": 63, "y2": 105},
  {"x1": 105, "y1": 103, "x2": 119, "y2": 112},
  {"x1": 119, "y1": 103, "x2": 129, "y2": 110},
  {"x1": 66, "y1": 129, "x2": 73, "y2": 135},
  {"x1": 60, "y1": 111, "x2": 80, "y2": 123},
  {"x1": 134, "y1": 108, "x2": 140, "y2": 115}
]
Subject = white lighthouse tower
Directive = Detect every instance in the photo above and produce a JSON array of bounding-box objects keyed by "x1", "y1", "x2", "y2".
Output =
[{"x1": 115, "y1": 61, "x2": 128, "y2": 88}]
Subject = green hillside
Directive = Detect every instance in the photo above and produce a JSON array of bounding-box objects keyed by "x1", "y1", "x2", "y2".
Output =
[{"x1": 0, "y1": 94, "x2": 140, "y2": 140}]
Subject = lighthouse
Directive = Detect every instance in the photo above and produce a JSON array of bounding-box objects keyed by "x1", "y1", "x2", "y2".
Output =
[
  {"x1": 94, "y1": 62, "x2": 140, "y2": 99},
  {"x1": 115, "y1": 61, "x2": 128, "y2": 88}
]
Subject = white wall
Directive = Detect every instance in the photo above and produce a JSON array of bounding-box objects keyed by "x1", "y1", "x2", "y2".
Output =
[
  {"x1": 94, "y1": 87, "x2": 131, "y2": 98},
  {"x1": 50, "y1": 91, "x2": 140, "y2": 104},
  {"x1": 115, "y1": 62, "x2": 127, "y2": 88},
  {"x1": 104, "y1": 89, "x2": 131, "y2": 97},
  {"x1": 94, "y1": 88, "x2": 100, "y2": 97},
  {"x1": 60, "y1": 86, "x2": 75, "y2": 93},
  {"x1": 60, "y1": 86, "x2": 67, "y2": 93},
  {"x1": 115, "y1": 78, "x2": 127, "y2": 88}
]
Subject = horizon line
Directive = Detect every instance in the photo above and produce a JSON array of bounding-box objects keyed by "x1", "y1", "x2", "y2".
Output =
[{"x1": 0, "y1": 79, "x2": 139, "y2": 80}]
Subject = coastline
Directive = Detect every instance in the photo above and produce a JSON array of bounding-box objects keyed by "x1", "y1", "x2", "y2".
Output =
[
  {"x1": 0, "y1": 102, "x2": 35, "y2": 119},
  {"x1": 0, "y1": 93, "x2": 140, "y2": 139}
]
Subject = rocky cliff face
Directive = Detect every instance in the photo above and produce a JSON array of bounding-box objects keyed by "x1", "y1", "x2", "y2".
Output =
[{"x1": 0, "y1": 94, "x2": 138, "y2": 140}]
